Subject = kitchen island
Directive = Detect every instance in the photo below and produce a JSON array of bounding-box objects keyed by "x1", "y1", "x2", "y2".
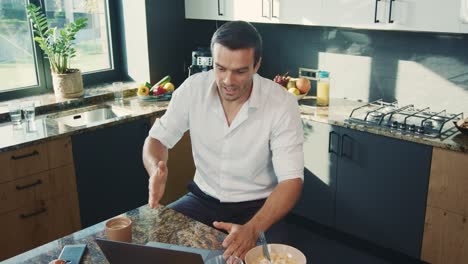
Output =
[{"x1": 3, "y1": 205, "x2": 225, "y2": 264}]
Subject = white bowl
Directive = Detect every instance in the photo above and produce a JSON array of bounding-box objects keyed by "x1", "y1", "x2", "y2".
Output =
[{"x1": 245, "y1": 244, "x2": 306, "y2": 264}]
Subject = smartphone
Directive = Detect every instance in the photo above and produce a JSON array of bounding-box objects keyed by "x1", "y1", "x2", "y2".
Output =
[{"x1": 58, "y1": 244, "x2": 87, "y2": 264}]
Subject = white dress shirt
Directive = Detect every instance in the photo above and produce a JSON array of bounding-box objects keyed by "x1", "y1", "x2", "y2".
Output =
[{"x1": 149, "y1": 70, "x2": 304, "y2": 202}]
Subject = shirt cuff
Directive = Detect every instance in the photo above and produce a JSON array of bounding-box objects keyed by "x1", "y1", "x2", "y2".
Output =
[
  {"x1": 272, "y1": 145, "x2": 304, "y2": 182},
  {"x1": 148, "y1": 118, "x2": 181, "y2": 149}
]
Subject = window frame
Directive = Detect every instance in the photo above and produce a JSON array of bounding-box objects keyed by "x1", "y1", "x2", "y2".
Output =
[{"x1": 0, "y1": 0, "x2": 122, "y2": 101}]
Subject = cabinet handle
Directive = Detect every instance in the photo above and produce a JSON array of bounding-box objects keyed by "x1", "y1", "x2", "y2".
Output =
[
  {"x1": 328, "y1": 131, "x2": 339, "y2": 155},
  {"x1": 374, "y1": 0, "x2": 380, "y2": 23},
  {"x1": 11, "y1": 150, "x2": 39, "y2": 160},
  {"x1": 16, "y1": 179, "x2": 42, "y2": 190},
  {"x1": 218, "y1": 0, "x2": 223, "y2": 16},
  {"x1": 19, "y1": 207, "x2": 47, "y2": 219},
  {"x1": 341, "y1": 134, "x2": 352, "y2": 158},
  {"x1": 262, "y1": 0, "x2": 270, "y2": 18},
  {"x1": 388, "y1": 0, "x2": 395, "y2": 23},
  {"x1": 272, "y1": 0, "x2": 278, "y2": 18}
]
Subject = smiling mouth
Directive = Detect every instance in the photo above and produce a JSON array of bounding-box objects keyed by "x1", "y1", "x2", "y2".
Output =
[{"x1": 223, "y1": 86, "x2": 237, "y2": 95}]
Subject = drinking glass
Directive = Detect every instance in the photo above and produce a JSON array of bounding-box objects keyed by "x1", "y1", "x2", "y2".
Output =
[
  {"x1": 8, "y1": 102, "x2": 22, "y2": 126},
  {"x1": 23, "y1": 102, "x2": 35, "y2": 122},
  {"x1": 113, "y1": 82, "x2": 124, "y2": 102}
]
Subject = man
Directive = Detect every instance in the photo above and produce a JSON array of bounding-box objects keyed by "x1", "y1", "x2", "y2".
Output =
[{"x1": 143, "y1": 21, "x2": 304, "y2": 259}]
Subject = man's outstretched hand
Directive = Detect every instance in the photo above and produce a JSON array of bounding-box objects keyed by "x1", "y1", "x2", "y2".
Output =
[{"x1": 213, "y1": 221, "x2": 259, "y2": 260}]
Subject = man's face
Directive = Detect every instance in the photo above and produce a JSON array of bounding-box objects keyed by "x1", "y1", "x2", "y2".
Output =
[{"x1": 212, "y1": 43, "x2": 261, "y2": 102}]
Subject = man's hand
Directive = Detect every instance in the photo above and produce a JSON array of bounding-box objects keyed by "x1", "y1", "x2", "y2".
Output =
[
  {"x1": 148, "y1": 160, "x2": 168, "y2": 208},
  {"x1": 213, "y1": 221, "x2": 258, "y2": 260}
]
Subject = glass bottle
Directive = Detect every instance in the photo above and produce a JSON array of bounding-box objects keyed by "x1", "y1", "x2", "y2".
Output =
[{"x1": 316, "y1": 71, "x2": 330, "y2": 107}]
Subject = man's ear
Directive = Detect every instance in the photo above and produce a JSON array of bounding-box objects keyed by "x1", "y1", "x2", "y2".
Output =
[{"x1": 254, "y1": 57, "x2": 262, "y2": 73}]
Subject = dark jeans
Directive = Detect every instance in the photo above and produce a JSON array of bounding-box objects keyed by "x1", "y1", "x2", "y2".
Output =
[{"x1": 167, "y1": 182, "x2": 289, "y2": 243}]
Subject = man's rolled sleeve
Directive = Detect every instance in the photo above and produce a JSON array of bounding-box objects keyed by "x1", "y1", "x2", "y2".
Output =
[
  {"x1": 272, "y1": 144, "x2": 304, "y2": 182},
  {"x1": 148, "y1": 80, "x2": 190, "y2": 149},
  {"x1": 270, "y1": 96, "x2": 304, "y2": 182}
]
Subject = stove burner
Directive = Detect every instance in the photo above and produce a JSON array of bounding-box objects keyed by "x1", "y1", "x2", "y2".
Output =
[
  {"x1": 369, "y1": 111, "x2": 383, "y2": 121},
  {"x1": 346, "y1": 100, "x2": 464, "y2": 138},
  {"x1": 423, "y1": 120, "x2": 433, "y2": 128}
]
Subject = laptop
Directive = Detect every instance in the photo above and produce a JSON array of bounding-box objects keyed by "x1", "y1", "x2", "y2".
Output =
[{"x1": 95, "y1": 238, "x2": 223, "y2": 264}]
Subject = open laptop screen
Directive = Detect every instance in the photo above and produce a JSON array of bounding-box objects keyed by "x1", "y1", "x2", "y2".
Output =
[{"x1": 96, "y1": 238, "x2": 223, "y2": 264}]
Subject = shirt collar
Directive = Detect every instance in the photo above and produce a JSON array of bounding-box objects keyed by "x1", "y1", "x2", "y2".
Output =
[{"x1": 247, "y1": 74, "x2": 261, "y2": 109}]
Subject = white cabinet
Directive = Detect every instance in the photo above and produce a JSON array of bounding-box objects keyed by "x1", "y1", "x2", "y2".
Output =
[
  {"x1": 231, "y1": 0, "x2": 274, "y2": 23},
  {"x1": 321, "y1": 0, "x2": 387, "y2": 30},
  {"x1": 185, "y1": 0, "x2": 232, "y2": 21},
  {"x1": 276, "y1": 0, "x2": 322, "y2": 26},
  {"x1": 184, "y1": 0, "x2": 467, "y2": 33},
  {"x1": 388, "y1": 0, "x2": 463, "y2": 33}
]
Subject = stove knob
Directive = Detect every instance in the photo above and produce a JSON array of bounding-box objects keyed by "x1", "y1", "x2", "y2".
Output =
[
  {"x1": 399, "y1": 123, "x2": 406, "y2": 130},
  {"x1": 408, "y1": 124, "x2": 416, "y2": 132},
  {"x1": 391, "y1": 121, "x2": 399, "y2": 129},
  {"x1": 417, "y1": 126, "x2": 425, "y2": 134}
]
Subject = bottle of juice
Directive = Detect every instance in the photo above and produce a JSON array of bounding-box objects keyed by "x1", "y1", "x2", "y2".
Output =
[{"x1": 317, "y1": 71, "x2": 330, "y2": 106}]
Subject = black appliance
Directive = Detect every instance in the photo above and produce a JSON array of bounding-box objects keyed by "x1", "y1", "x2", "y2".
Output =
[{"x1": 188, "y1": 47, "x2": 212, "y2": 77}]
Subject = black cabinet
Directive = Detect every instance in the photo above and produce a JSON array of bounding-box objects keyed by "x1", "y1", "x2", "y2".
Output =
[
  {"x1": 72, "y1": 118, "x2": 151, "y2": 228},
  {"x1": 335, "y1": 126, "x2": 432, "y2": 258},
  {"x1": 295, "y1": 120, "x2": 432, "y2": 258}
]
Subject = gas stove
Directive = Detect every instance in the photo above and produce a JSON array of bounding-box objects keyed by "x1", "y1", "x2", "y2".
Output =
[{"x1": 345, "y1": 100, "x2": 464, "y2": 138}]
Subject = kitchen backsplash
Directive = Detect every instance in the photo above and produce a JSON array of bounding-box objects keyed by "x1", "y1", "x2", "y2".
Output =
[{"x1": 183, "y1": 20, "x2": 468, "y2": 114}]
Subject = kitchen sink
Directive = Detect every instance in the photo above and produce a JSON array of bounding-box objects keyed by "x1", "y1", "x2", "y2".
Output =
[{"x1": 47, "y1": 104, "x2": 132, "y2": 128}]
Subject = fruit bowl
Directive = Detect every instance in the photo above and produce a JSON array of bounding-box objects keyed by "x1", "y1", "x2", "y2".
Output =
[
  {"x1": 137, "y1": 92, "x2": 172, "y2": 102},
  {"x1": 454, "y1": 118, "x2": 468, "y2": 135}
]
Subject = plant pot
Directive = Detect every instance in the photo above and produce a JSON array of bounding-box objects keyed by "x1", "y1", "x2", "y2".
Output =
[{"x1": 51, "y1": 69, "x2": 84, "y2": 98}]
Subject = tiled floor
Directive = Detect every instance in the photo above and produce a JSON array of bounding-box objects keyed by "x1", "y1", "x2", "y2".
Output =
[{"x1": 282, "y1": 214, "x2": 426, "y2": 264}]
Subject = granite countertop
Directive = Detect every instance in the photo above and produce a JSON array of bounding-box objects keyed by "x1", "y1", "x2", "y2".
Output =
[
  {"x1": 0, "y1": 90, "x2": 467, "y2": 154},
  {"x1": 3, "y1": 205, "x2": 226, "y2": 264},
  {"x1": 299, "y1": 97, "x2": 468, "y2": 153},
  {"x1": 0, "y1": 96, "x2": 169, "y2": 153}
]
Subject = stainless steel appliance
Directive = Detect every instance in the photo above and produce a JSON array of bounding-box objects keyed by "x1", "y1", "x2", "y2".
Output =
[
  {"x1": 345, "y1": 99, "x2": 464, "y2": 138},
  {"x1": 188, "y1": 47, "x2": 212, "y2": 77}
]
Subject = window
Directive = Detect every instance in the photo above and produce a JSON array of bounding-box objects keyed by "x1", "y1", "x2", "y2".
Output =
[
  {"x1": 0, "y1": 0, "x2": 118, "y2": 99},
  {"x1": 44, "y1": 0, "x2": 112, "y2": 73},
  {"x1": 0, "y1": 0, "x2": 38, "y2": 91}
]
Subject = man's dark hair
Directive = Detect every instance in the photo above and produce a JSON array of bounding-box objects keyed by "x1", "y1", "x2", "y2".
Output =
[{"x1": 211, "y1": 21, "x2": 263, "y2": 66}]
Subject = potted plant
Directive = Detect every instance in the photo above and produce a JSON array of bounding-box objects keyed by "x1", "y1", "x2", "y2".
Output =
[{"x1": 26, "y1": 4, "x2": 88, "y2": 98}]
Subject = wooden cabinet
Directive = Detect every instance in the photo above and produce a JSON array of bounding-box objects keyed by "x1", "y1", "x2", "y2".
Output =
[
  {"x1": 0, "y1": 137, "x2": 80, "y2": 261},
  {"x1": 160, "y1": 132, "x2": 196, "y2": 205},
  {"x1": 293, "y1": 120, "x2": 432, "y2": 258},
  {"x1": 421, "y1": 148, "x2": 468, "y2": 264},
  {"x1": 421, "y1": 207, "x2": 468, "y2": 264}
]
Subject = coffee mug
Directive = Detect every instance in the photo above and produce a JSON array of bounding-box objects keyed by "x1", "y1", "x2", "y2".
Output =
[{"x1": 105, "y1": 216, "x2": 132, "y2": 242}]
